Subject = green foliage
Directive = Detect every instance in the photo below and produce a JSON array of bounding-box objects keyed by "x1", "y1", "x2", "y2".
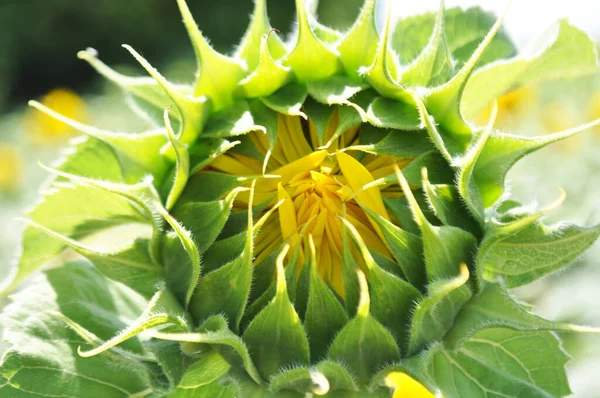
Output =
[{"x1": 2, "y1": 0, "x2": 599, "y2": 397}]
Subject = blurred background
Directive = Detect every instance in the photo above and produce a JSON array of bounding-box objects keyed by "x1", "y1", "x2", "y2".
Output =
[{"x1": 0, "y1": 0, "x2": 599, "y2": 395}]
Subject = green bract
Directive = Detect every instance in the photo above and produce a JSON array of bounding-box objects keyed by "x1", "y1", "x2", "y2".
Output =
[{"x1": 1, "y1": 0, "x2": 600, "y2": 397}]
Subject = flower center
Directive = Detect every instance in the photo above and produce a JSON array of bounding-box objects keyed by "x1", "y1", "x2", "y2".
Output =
[{"x1": 209, "y1": 108, "x2": 410, "y2": 296}]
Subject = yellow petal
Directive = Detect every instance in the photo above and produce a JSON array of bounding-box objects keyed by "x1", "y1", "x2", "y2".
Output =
[
  {"x1": 260, "y1": 150, "x2": 328, "y2": 192},
  {"x1": 278, "y1": 114, "x2": 313, "y2": 162},
  {"x1": 277, "y1": 183, "x2": 298, "y2": 240},
  {"x1": 211, "y1": 154, "x2": 259, "y2": 175},
  {"x1": 336, "y1": 151, "x2": 389, "y2": 220},
  {"x1": 385, "y1": 372, "x2": 435, "y2": 398}
]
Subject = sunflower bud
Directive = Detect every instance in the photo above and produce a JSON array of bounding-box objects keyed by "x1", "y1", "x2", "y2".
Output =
[{"x1": 2, "y1": 1, "x2": 600, "y2": 397}]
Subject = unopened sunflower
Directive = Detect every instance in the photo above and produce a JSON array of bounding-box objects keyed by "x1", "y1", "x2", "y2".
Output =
[{"x1": 1, "y1": 1, "x2": 600, "y2": 397}]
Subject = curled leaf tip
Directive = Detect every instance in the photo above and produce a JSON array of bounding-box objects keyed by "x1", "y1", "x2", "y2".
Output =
[
  {"x1": 356, "y1": 269, "x2": 370, "y2": 318},
  {"x1": 310, "y1": 370, "x2": 330, "y2": 395}
]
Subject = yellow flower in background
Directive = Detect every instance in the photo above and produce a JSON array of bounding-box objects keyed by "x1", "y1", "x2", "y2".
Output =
[
  {"x1": 386, "y1": 372, "x2": 436, "y2": 398},
  {"x1": 542, "y1": 102, "x2": 581, "y2": 152},
  {"x1": 24, "y1": 88, "x2": 87, "y2": 144},
  {"x1": 476, "y1": 85, "x2": 539, "y2": 128},
  {"x1": 587, "y1": 92, "x2": 600, "y2": 133},
  {"x1": 0, "y1": 144, "x2": 23, "y2": 192}
]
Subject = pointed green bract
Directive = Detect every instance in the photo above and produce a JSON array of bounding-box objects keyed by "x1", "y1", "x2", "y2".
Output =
[
  {"x1": 285, "y1": 0, "x2": 340, "y2": 81},
  {"x1": 236, "y1": 0, "x2": 286, "y2": 71},
  {"x1": 243, "y1": 245, "x2": 310, "y2": 379},
  {"x1": 407, "y1": 264, "x2": 472, "y2": 355},
  {"x1": 400, "y1": 1, "x2": 454, "y2": 87},
  {"x1": 328, "y1": 271, "x2": 401, "y2": 386},
  {"x1": 337, "y1": 0, "x2": 378, "y2": 79},
  {"x1": 176, "y1": 0, "x2": 246, "y2": 110},
  {"x1": 164, "y1": 108, "x2": 191, "y2": 210},
  {"x1": 239, "y1": 33, "x2": 291, "y2": 98},
  {"x1": 396, "y1": 167, "x2": 477, "y2": 281},
  {"x1": 28, "y1": 100, "x2": 170, "y2": 181},
  {"x1": 304, "y1": 237, "x2": 349, "y2": 361}
]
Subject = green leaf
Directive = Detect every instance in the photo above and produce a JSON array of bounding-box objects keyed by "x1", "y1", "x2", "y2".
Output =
[
  {"x1": 396, "y1": 168, "x2": 477, "y2": 281},
  {"x1": 146, "y1": 337, "x2": 188, "y2": 389},
  {"x1": 71, "y1": 283, "x2": 188, "y2": 357},
  {"x1": 307, "y1": 76, "x2": 367, "y2": 106},
  {"x1": 202, "y1": 231, "x2": 247, "y2": 274},
  {"x1": 178, "y1": 171, "x2": 244, "y2": 204},
  {"x1": 315, "y1": 361, "x2": 358, "y2": 392},
  {"x1": 39, "y1": 164, "x2": 165, "y2": 264},
  {"x1": 0, "y1": 263, "x2": 157, "y2": 397},
  {"x1": 363, "y1": 7, "x2": 410, "y2": 103},
  {"x1": 304, "y1": 237, "x2": 349, "y2": 361},
  {"x1": 407, "y1": 264, "x2": 472, "y2": 355},
  {"x1": 365, "y1": 96, "x2": 421, "y2": 130},
  {"x1": 177, "y1": 350, "x2": 231, "y2": 389},
  {"x1": 427, "y1": 328, "x2": 571, "y2": 398},
  {"x1": 361, "y1": 207, "x2": 426, "y2": 289},
  {"x1": 28, "y1": 101, "x2": 169, "y2": 183},
  {"x1": 156, "y1": 200, "x2": 201, "y2": 307},
  {"x1": 189, "y1": 202, "x2": 253, "y2": 330},
  {"x1": 269, "y1": 367, "x2": 329, "y2": 395},
  {"x1": 1, "y1": 179, "x2": 144, "y2": 298},
  {"x1": 400, "y1": 2, "x2": 454, "y2": 87},
  {"x1": 202, "y1": 100, "x2": 266, "y2": 138},
  {"x1": 261, "y1": 83, "x2": 308, "y2": 118},
  {"x1": 248, "y1": 99, "x2": 278, "y2": 163},
  {"x1": 348, "y1": 127, "x2": 435, "y2": 159},
  {"x1": 456, "y1": 109, "x2": 495, "y2": 223},
  {"x1": 463, "y1": 20, "x2": 600, "y2": 120},
  {"x1": 422, "y1": 5, "x2": 507, "y2": 156},
  {"x1": 404, "y1": 150, "x2": 455, "y2": 185},
  {"x1": 392, "y1": 7, "x2": 516, "y2": 67},
  {"x1": 341, "y1": 218, "x2": 422, "y2": 349},
  {"x1": 164, "y1": 109, "x2": 190, "y2": 210},
  {"x1": 421, "y1": 170, "x2": 481, "y2": 236},
  {"x1": 27, "y1": 220, "x2": 163, "y2": 299},
  {"x1": 170, "y1": 382, "x2": 236, "y2": 398},
  {"x1": 444, "y1": 283, "x2": 597, "y2": 348},
  {"x1": 328, "y1": 271, "x2": 401, "y2": 386},
  {"x1": 341, "y1": 229, "x2": 361, "y2": 318},
  {"x1": 480, "y1": 222, "x2": 600, "y2": 287},
  {"x1": 302, "y1": 96, "x2": 335, "y2": 146},
  {"x1": 173, "y1": 188, "x2": 243, "y2": 254},
  {"x1": 78, "y1": 48, "x2": 186, "y2": 117},
  {"x1": 243, "y1": 245, "x2": 310, "y2": 380},
  {"x1": 473, "y1": 120, "x2": 600, "y2": 207},
  {"x1": 121, "y1": 44, "x2": 208, "y2": 156},
  {"x1": 151, "y1": 315, "x2": 262, "y2": 385}
]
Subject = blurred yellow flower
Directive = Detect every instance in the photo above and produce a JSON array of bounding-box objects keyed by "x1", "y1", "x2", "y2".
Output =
[
  {"x1": 0, "y1": 144, "x2": 23, "y2": 192},
  {"x1": 24, "y1": 88, "x2": 86, "y2": 144},
  {"x1": 587, "y1": 91, "x2": 600, "y2": 133},
  {"x1": 542, "y1": 102, "x2": 581, "y2": 152},
  {"x1": 476, "y1": 85, "x2": 539, "y2": 128},
  {"x1": 385, "y1": 372, "x2": 435, "y2": 398}
]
